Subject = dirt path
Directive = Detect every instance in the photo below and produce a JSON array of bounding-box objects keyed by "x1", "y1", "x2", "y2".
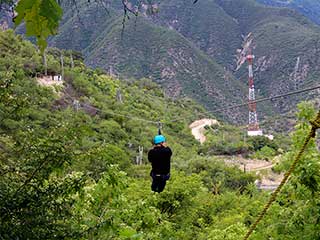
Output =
[
  {"x1": 223, "y1": 157, "x2": 273, "y2": 171},
  {"x1": 250, "y1": 163, "x2": 274, "y2": 171},
  {"x1": 37, "y1": 75, "x2": 63, "y2": 87},
  {"x1": 189, "y1": 119, "x2": 219, "y2": 144},
  {"x1": 189, "y1": 119, "x2": 283, "y2": 190},
  {"x1": 256, "y1": 172, "x2": 283, "y2": 191},
  {"x1": 222, "y1": 156, "x2": 282, "y2": 190},
  {"x1": 37, "y1": 75, "x2": 64, "y2": 96}
]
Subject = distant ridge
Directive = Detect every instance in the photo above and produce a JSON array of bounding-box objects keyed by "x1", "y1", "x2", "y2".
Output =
[{"x1": 257, "y1": 0, "x2": 320, "y2": 25}]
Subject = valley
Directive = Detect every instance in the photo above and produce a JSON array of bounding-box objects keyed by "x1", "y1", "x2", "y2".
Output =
[
  {"x1": 1, "y1": 1, "x2": 320, "y2": 239},
  {"x1": 47, "y1": 0, "x2": 320, "y2": 124}
]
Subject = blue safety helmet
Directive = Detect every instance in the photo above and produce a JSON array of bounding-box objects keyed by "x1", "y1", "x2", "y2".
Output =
[{"x1": 154, "y1": 135, "x2": 166, "y2": 144}]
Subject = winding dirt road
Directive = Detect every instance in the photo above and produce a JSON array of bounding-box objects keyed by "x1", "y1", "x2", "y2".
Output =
[
  {"x1": 189, "y1": 119, "x2": 282, "y2": 190},
  {"x1": 189, "y1": 119, "x2": 219, "y2": 144}
]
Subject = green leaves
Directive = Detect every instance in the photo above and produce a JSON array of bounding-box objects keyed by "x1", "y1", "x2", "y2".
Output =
[
  {"x1": 14, "y1": 0, "x2": 63, "y2": 52},
  {"x1": 5, "y1": 30, "x2": 320, "y2": 240}
]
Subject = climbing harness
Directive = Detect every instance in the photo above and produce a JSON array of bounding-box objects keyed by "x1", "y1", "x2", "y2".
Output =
[{"x1": 243, "y1": 110, "x2": 320, "y2": 240}]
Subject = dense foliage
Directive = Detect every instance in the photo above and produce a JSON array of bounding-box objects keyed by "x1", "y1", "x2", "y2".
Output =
[
  {"x1": 198, "y1": 124, "x2": 286, "y2": 160},
  {"x1": 0, "y1": 31, "x2": 320, "y2": 240}
]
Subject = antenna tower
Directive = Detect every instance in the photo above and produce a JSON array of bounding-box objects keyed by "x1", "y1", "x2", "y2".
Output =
[{"x1": 247, "y1": 51, "x2": 263, "y2": 136}]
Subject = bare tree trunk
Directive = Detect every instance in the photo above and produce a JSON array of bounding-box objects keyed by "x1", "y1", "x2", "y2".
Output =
[
  {"x1": 116, "y1": 88, "x2": 123, "y2": 103},
  {"x1": 139, "y1": 146, "x2": 143, "y2": 165},
  {"x1": 73, "y1": 100, "x2": 80, "y2": 111},
  {"x1": 43, "y1": 51, "x2": 47, "y2": 76},
  {"x1": 136, "y1": 146, "x2": 143, "y2": 165},
  {"x1": 70, "y1": 52, "x2": 74, "y2": 69}
]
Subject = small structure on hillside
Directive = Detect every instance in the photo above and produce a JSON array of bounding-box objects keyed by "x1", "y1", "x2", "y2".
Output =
[
  {"x1": 265, "y1": 134, "x2": 274, "y2": 140},
  {"x1": 135, "y1": 146, "x2": 143, "y2": 165},
  {"x1": 53, "y1": 75, "x2": 62, "y2": 81},
  {"x1": 0, "y1": 21, "x2": 9, "y2": 31},
  {"x1": 37, "y1": 75, "x2": 63, "y2": 87}
]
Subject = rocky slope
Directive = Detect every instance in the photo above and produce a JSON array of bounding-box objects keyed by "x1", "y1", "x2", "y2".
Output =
[
  {"x1": 215, "y1": 0, "x2": 320, "y2": 112},
  {"x1": 155, "y1": 0, "x2": 320, "y2": 112}
]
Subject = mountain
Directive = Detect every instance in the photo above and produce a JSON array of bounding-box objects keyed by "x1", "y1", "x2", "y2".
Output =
[
  {"x1": 50, "y1": 1, "x2": 248, "y2": 122},
  {"x1": 151, "y1": 0, "x2": 243, "y2": 69},
  {"x1": 49, "y1": 0, "x2": 320, "y2": 122},
  {"x1": 153, "y1": 0, "x2": 320, "y2": 112},
  {"x1": 256, "y1": 0, "x2": 320, "y2": 25},
  {"x1": 213, "y1": 0, "x2": 320, "y2": 112},
  {"x1": 84, "y1": 18, "x2": 248, "y2": 116}
]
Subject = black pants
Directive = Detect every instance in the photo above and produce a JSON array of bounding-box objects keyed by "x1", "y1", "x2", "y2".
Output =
[{"x1": 151, "y1": 172, "x2": 170, "y2": 193}]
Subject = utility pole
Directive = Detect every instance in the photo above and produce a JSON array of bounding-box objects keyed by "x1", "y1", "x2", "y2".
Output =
[
  {"x1": 116, "y1": 88, "x2": 123, "y2": 103},
  {"x1": 70, "y1": 52, "x2": 74, "y2": 69},
  {"x1": 109, "y1": 66, "x2": 115, "y2": 77},
  {"x1": 136, "y1": 146, "x2": 143, "y2": 165},
  {"x1": 43, "y1": 51, "x2": 47, "y2": 76},
  {"x1": 73, "y1": 100, "x2": 80, "y2": 111},
  {"x1": 60, "y1": 51, "x2": 64, "y2": 81},
  {"x1": 222, "y1": 114, "x2": 225, "y2": 141}
]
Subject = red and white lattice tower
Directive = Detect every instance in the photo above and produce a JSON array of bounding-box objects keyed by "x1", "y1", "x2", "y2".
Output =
[{"x1": 247, "y1": 52, "x2": 263, "y2": 136}]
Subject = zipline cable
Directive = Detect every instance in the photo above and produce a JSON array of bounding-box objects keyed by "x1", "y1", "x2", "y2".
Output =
[
  {"x1": 170, "y1": 84, "x2": 320, "y2": 123},
  {"x1": 242, "y1": 111, "x2": 320, "y2": 240},
  {"x1": 222, "y1": 85, "x2": 320, "y2": 112},
  {"x1": 63, "y1": 85, "x2": 320, "y2": 126},
  {"x1": 81, "y1": 102, "x2": 159, "y2": 124},
  {"x1": 63, "y1": 91, "x2": 160, "y2": 124}
]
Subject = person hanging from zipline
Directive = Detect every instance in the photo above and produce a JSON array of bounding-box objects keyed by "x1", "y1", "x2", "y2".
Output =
[{"x1": 148, "y1": 134, "x2": 172, "y2": 193}]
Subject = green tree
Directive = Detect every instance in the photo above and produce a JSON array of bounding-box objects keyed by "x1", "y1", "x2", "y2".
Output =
[
  {"x1": 252, "y1": 102, "x2": 320, "y2": 240},
  {"x1": 14, "y1": 0, "x2": 63, "y2": 52}
]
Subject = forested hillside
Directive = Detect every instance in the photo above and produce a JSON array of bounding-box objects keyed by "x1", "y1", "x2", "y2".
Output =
[
  {"x1": 156, "y1": 0, "x2": 320, "y2": 113},
  {"x1": 1, "y1": 29, "x2": 320, "y2": 240},
  {"x1": 2, "y1": 0, "x2": 320, "y2": 123},
  {"x1": 49, "y1": 0, "x2": 248, "y2": 122},
  {"x1": 257, "y1": 0, "x2": 320, "y2": 25},
  {"x1": 47, "y1": 0, "x2": 320, "y2": 123}
]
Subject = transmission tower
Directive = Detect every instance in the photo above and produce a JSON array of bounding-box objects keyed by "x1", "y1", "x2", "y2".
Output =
[{"x1": 247, "y1": 52, "x2": 263, "y2": 136}]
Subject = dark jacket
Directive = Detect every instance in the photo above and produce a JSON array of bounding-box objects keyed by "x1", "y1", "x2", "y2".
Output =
[{"x1": 148, "y1": 146, "x2": 172, "y2": 175}]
